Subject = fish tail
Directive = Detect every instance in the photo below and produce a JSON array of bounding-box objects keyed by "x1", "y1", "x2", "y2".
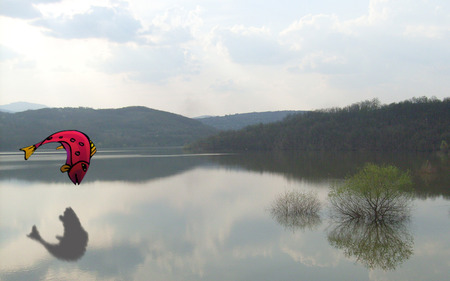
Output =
[
  {"x1": 20, "y1": 145, "x2": 36, "y2": 160},
  {"x1": 90, "y1": 140, "x2": 97, "y2": 157},
  {"x1": 27, "y1": 225, "x2": 42, "y2": 241}
]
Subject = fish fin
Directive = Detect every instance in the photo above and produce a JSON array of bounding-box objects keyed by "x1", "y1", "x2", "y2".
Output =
[
  {"x1": 90, "y1": 140, "x2": 97, "y2": 157},
  {"x1": 20, "y1": 145, "x2": 36, "y2": 160},
  {"x1": 56, "y1": 145, "x2": 64, "y2": 150},
  {"x1": 60, "y1": 164, "x2": 71, "y2": 173},
  {"x1": 27, "y1": 225, "x2": 41, "y2": 241}
]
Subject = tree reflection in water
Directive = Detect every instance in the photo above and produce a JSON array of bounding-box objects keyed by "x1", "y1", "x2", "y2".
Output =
[
  {"x1": 327, "y1": 218, "x2": 413, "y2": 271},
  {"x1": 327, "y1": 164, "x2": 415, "y2": 270},
  {"x1": 269, "y1": 190, "x2": 322, "y2": 232}
]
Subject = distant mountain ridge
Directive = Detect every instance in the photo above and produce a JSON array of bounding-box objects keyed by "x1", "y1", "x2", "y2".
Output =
[
  {"x1": 196, "y1": 111, "x2": 303, "y2": 130},
  {"x1": 0, "y1": 106, "x2": 217, "y2": 150},
  {"x1": 0, "y1": 102, "x2": 48, "y2": 113}
]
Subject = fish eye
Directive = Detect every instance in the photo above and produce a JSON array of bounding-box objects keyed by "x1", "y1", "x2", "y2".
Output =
[{"x1": 81, "y1": 163, "x2": 87, "y2": 172}]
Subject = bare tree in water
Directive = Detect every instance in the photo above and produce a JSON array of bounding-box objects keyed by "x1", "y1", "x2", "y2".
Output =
[{"x1": 270, "y1": 190, "x2": 322, "y2": 231}]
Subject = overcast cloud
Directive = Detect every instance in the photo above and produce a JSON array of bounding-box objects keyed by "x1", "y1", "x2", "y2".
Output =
[
  {"x1": 34, "y1": 5, "x2": 143, "y2": 42},
  {"x1": 0, "y1": 0, "x2": 449, "y2": 116}
]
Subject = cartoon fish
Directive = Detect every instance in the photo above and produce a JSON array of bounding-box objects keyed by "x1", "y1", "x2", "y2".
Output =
[{"x1": 20, "y1": 130, "x2": 96, "y2": 185}]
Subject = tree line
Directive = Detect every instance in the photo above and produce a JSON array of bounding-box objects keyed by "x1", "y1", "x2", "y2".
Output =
[{"x1": 187, "y1": 97, "x2": 450, "y2": 152}]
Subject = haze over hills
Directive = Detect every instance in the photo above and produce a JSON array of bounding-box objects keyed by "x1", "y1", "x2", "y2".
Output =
[
  {"x1": 195, "y1": 111, "x2": 303, "y2": 131},
  {"x1": 0, "y1": 102, "x2": 48, "y2": 113},
  {"x1": 0, "y1": 106, "x2": 217, "y2": 150}
]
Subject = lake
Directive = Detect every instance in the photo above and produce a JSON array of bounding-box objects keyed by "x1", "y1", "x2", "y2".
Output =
[{"x1": 0, "y1": 148, "x2": 449, "y2": 281}]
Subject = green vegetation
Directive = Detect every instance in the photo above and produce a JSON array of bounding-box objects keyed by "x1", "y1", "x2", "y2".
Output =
[
  {"x1": 0, "y1": 106, "x2": 217, "y2": 150},
  {"x1": 327, "y1": 163, "x2": 415, "y2": 270},
  {"x1": 328, "y1": 163, "x2": 413, "y2": 223},
  {"x1": 187, "y1": 97, "x2": 450, "y2": 152}
]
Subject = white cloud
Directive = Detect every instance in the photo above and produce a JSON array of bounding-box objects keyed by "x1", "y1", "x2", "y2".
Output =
[
  {"x1": 0, "y1": 0, "x2": 61, "y2": 19},
  {"x1": 403, "y1": 24, "x2": 449, "y2": 39},
  {"x1": 0, "y1": 0, "x2": 449, "y2": 115},
  {"x1": 291, "y1": 51, "x2": 348, "y2": 74},
  {"x1": 209, "y1": 78, "x2": 237, "y2": 92},
  {"x1": 0, "y1": 45, "x2": 21, "y2": 61},
  {"x1": 141, "y1": 6, "x2": 202, "y2": 46},
  {"x1": 99, "y1": 44, "x2": 199, "y2": 83},
  {"x1": 33, "y1": 5, "x2": 143, "y2": 43},
  {"x1": 213, "y1": 26, "x2": 293, "y2": 65},
  {"x1": 277, "y1": 1, "x2": 450, "y2": 101}
]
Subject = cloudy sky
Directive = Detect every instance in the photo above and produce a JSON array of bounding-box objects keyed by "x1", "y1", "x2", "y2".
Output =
[{"x1": 0, "y1": 0, "x2": 449, "y2": 117}]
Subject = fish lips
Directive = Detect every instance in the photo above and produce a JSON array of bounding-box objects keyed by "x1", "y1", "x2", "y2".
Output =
[{"x1": 68, "y1": 162, "x2": 89, "y2": 185}]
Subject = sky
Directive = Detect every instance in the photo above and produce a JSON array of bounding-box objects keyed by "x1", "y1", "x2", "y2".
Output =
[{"x1": 0, "y1": 0, "x2": 449, "y2": 117}]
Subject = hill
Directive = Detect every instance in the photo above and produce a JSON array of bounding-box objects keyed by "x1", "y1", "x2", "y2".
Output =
[
  {"x1": 0, "y1": 102, "x2": 48, "y2": 113},
  {"x1": 187, "y1": 97, "x2": 450, "y2": 152},
  {"x1": 0, "y1": 106, "x2": 217, "y2": 150},
  {"x1": 196, "y1": 111, "x2": 303, "y2": 131}
]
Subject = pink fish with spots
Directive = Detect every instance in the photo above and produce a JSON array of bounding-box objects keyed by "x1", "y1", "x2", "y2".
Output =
[{"x1": 20, "y1": 130, "x2": 97, "y2": 185}]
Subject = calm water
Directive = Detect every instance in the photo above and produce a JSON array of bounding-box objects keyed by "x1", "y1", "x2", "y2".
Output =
[{"x1": 0, "y1": 149, "x2": 449, "y2": 281}]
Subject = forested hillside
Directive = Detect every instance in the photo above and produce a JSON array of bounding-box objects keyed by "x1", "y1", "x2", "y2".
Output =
[
  {"x1": 187, "y1": 97, "x2": 450, "y2": 152},
  {"x1": 196, "y1": 111, "x2": 302, "y2": 130},
  {"x1": 0, "y1": 106, "x2": 217, "y2": 150}
]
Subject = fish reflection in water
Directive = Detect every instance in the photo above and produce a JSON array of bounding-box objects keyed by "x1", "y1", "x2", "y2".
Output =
[
  {"x1": 27, "y1": 207, "x2": 88, "y2": 261},
  {"x1": 327, "y1": 218, "x2": 413, "y2": 271}
]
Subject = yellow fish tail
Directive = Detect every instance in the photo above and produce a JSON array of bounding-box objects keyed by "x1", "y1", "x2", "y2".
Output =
[
  {"x1": 90, "y1": 140, "x2": 97, "y2": 157},
  {"x1": 20, "y1": 145, "x2": 36, "y2": 160}
]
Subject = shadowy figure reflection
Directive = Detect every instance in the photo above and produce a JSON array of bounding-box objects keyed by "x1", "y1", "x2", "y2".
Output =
[
  {"x1": 28, "y1": 207, "x2": 88, "y2": 261},
  {"x1": 327, "y1": 219, "x2": 413, "y2": 271},
  {"x1": 269, "y1": 190, "x2": 322, "y2": 232}
]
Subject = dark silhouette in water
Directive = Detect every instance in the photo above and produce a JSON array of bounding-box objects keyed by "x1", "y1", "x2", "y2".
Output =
[
  {"x1": 327, "y1": 218, "x2": 413, "y2": 271},
  {"x1": 269, "y1": 190, "x2": 322, "y2": 232},
  {"x1": 27, "y1": 207, "x2": 88, "y2": 261}
]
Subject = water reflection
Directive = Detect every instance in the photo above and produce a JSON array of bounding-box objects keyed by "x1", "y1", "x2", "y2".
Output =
[
  {"x1": 0, "y1": 151, "x2": 212, "y2": 183},
  {"x1": 269, "y1": 191, "x2": 322, "y2": 232},
  {"x1": 414, "y1": 156, "x2": 450, "y2": 198},
  {"x1": 211, "y1": 151, "x2": 450, "y2": 198},
  {"x1": 325, "y1": 164, "x2": 415, "y2": 270},
  {"x1": 1, "y1": 150, "x2": 449, "y2": 198},
  {"x1": 0, "y1": 152, "x2": 448, "y2": 281},
  {"x1": 327, "y1": 218, "x2": 413, "y2": 271},
  {"x1": 27, "y1": 207, "x2": 88, "y2": 261}
]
